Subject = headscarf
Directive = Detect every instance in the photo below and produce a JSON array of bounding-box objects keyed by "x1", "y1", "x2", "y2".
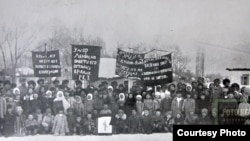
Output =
[
  {"x1": 119, "y1": 93, "x2": 125, "y2": 101},
  {"x1": 13, "y1": 88, "x2": 20, "y2": 95},
  {"x1": 108, "y1": 86, "x2": 113, "y2": 91},
  {"x1": 87, "y1": 93, "x2": 93, "y2": 100},
  {"x1": 54, "y1": 91, "x2": 70, "y2": 113},
  {"x1": 186, "y1": 84, "x2": 192, "y2": 92},
  {"x1": 45, "y1": 90, "x2": 52, "y2": 98}
]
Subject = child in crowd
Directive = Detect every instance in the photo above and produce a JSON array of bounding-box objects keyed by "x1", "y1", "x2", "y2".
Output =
[
  {"x1": 14, "y1": 106, "x2": 26, "y2": 136},
  {"x1": 163, "y1": 111, "x2": 174, "y2": 133},
  {"x1": 67, "y1": 108, "x2": 76, "y2": 135},
  {"x1": 99, "y1": 104, "x2": 112, "y2": 117},
  {"x1": 153, "y1": 94, "x2": 161, "y2": 112},
  {"x1": 7, "y1": 96, "x2": 16, "y2": 111},
  {"x1": 93, "y1": 93, "x2": 104, "y2": 112},
  {"x1": 84, "y1": 113, "x2": 96, "y2": 135},
  {"x1": 127, "y1": 109, "x2": 141, "y2": 134},
  {"x1": 33, "y1": 108, "x2": 43, "y2": 134},
  {"x1": 111, "y1": 109, "x2": 128, "y2": 134},
  {"x1": 31, "y1": 93, "x2": 42, "y2": 113},
  {"x1": 160, "y1": 93, "x2": 172, "y2": 114},
  {"x1": 198, "y1": 108, "x2": 212, "y2": 125},
  {"x1": 135, "y1": 95, "x2": 144, "y2": 116},
  {"x1": 85, "y1": 93, "x2": 94, "y2": 113},
  {"x1": 4, "y1": 105, "x2": 15, "y2": 137},
  {"x1": 75, "y1": 116, "x2": 83, "y2": 135},
  {"x1": 64, "y1": 91, "x2": 75, "y2": 108},
  {"x1": 143, "y1": 94, "x2": 154, "y2": 115},
  {"x1": 124, "y1": 93, "x2": 135, "y2": 116},
  {"x1": 174, "y1": 113, "x2": 184, "y2": 125},
  {"x1": 41, "y1": 108, "x2": 54, "y2": 134},
  {"x1": 25, "y1": 114, "x2": 38, "y2": 135},
  {"x1": 92, "y1": 109, "x2": 99, "y2": 121},
  {"x1": 196, "y1": 93, "x2": 210, "y2": 115},
  {"x1": 140, "y1": 110, "x2": 152, "y2": 134},
  {"x1": 41, "y1": 90, "x2": 53, "y2": 113},
  {"x1": 52, "y1": 109, "x2": 69, "y2": 136},
  {"x1": 184, "y1": 110, "x2": 198, "y2": 125},
  {"x1": 182, "y1": 93, "x2": 195, "y2": 117},
  {"x1": 152, "y1": 110, "x2": 164, "y2": 132},
  {"x1": 22, "y1": 88, "x2": 34, "y2": 115},
  {"x1": 73, "y1": 94, "x2": 85, "y2": 118},
  {"x1": 53, "y1": 91, "x2": 70, "y2": 114},
  {"x1": 14, "y1": 94, "x2": 21, "y2": 107}
]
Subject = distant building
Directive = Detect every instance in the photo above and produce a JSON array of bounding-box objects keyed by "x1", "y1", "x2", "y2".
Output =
[{"x1": 226, "y1": 68, "x2": 250, "y2": 86}]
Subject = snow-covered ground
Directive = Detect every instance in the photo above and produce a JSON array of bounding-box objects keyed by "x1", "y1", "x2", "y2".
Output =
[{"x1": 0, "y1": 133, "x2": 172, "y2": 141}]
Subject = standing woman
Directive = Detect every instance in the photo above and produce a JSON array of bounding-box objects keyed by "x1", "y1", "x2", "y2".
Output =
[
  {"x1": 53, "y1": 91, "x2": 70, "y2": 114},
  {"x1": 37, "y1": 86, "x2": 47, "y2": 99},
  {"x1": 22, "y1": 87, "x2": 34, "y2": 116}
]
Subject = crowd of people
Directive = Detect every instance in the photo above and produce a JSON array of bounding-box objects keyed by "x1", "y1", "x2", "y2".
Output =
[{"x1": 0, "y1": 77, "x2": 250, "y2": 137}]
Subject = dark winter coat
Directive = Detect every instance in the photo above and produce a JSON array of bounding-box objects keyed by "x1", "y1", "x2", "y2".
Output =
[
  {"x1": 41, "y1": 97, "x2": 53, "y2": 113},
  {"x1": 67, "y1": 115, "x2": 76, "y2": 135},
  {"x1": 127, "y1": 114, "x2": 141, "y2": 133},
  {"x1": 31, "y1": 99, "x2": 42, "y2": 112},
  {"x1": 4, "y1": 112, "x2": 15, "y2": 136},
  {"x1": 160, "y1": 97, "x2": 172, "y2": 114},
  {"x1": 140, "y1": 115, "x2": 153, "y2": 134}
]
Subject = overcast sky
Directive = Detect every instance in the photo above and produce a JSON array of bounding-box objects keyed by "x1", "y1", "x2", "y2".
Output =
[{"x1": 1, "y1": 0, "x2": 250, "y2": 76}]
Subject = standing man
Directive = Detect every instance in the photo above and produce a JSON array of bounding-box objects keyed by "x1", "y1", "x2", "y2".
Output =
[{"x1": 19, "y1": 78, "x2": 28, "y2": 99}]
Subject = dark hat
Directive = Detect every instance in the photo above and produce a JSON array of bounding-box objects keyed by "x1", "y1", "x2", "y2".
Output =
[
  {"x1": 62, "y1": 79, "x2": 69, "y2": 84},
  {"x1": 213, "y1": 78, "x2": 221, "y2": 83},
  {"x1": 53, "y1": 79, "x2": 60, "y2": 84},
  {"x1": 74, "y1": 91, "x2": 81, "y2": 97},
  {"x1": 4, "y1": 80, "x2": 11, "y2": 86},
  {"x1": 37, "y1": 79, "x2": 44, "y2": 84},
  {"x1": 198, "y1": 83, "x2": 204, "y2": 87},
  {"x1": 223, "y1": 78, "x2": 231, "y2": 85},
  {"x1": 102, "y1": 81, "x2": 108, "y2": 85},
  {"x1": 75, "y1": 80, "x2": 82, "y2": 85},
  {"x1": 119, "y1": 84, "x2": 124, "y2": 87},
  {"x1": 28, "y1": 80, "x2": 36, "y2": 86}
]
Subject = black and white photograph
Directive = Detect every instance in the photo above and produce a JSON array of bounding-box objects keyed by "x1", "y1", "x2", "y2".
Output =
[{"x1": 0, "y1": 0, "x2": 250, "y2": 141}]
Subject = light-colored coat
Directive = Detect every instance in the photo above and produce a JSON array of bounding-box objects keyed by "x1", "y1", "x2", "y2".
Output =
[{"x1": 52, "y1": 114, "x2": 69, "y2": 135}]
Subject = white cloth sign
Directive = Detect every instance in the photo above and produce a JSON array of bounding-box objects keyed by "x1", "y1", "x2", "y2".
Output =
[{"x1": 97, "y1": 117, "x2": 112, "y2": 134}]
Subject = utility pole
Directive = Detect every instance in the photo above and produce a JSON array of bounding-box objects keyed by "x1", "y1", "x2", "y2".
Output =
[{"x1": 196, "y1": 46, "x2": 205, "y2": 77}]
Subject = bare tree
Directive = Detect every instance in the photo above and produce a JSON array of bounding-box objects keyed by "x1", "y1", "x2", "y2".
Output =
[
  {"x1": 171, "y1": 46, "x2": 190, "y2": 78},
  {"x1": 0, "y1": 28, "x2": 7, "y2": 79},
  {"x1": 0, "y1": 25, "x2": 37, "y2": 82},
  {"x1": 39, "y1": 25, "x2": 107, "y2": 68}
]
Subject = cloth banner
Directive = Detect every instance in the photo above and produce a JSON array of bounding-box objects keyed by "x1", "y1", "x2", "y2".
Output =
[
  {"x1": 97, "y1": 116, "x2": 112, "y2": 134},
  {"x1": 115, "y1": 49, "x2": 145, "y2": 78},
  {"x1": 72, "y1": 45, "x2": 101, "y2": 81},
  {"x1": 32, "y1": 50, "x2": 61, "y2": 77},
  {"x1": 141, "y1": 53, "x2": 173, "y2": 86}
]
